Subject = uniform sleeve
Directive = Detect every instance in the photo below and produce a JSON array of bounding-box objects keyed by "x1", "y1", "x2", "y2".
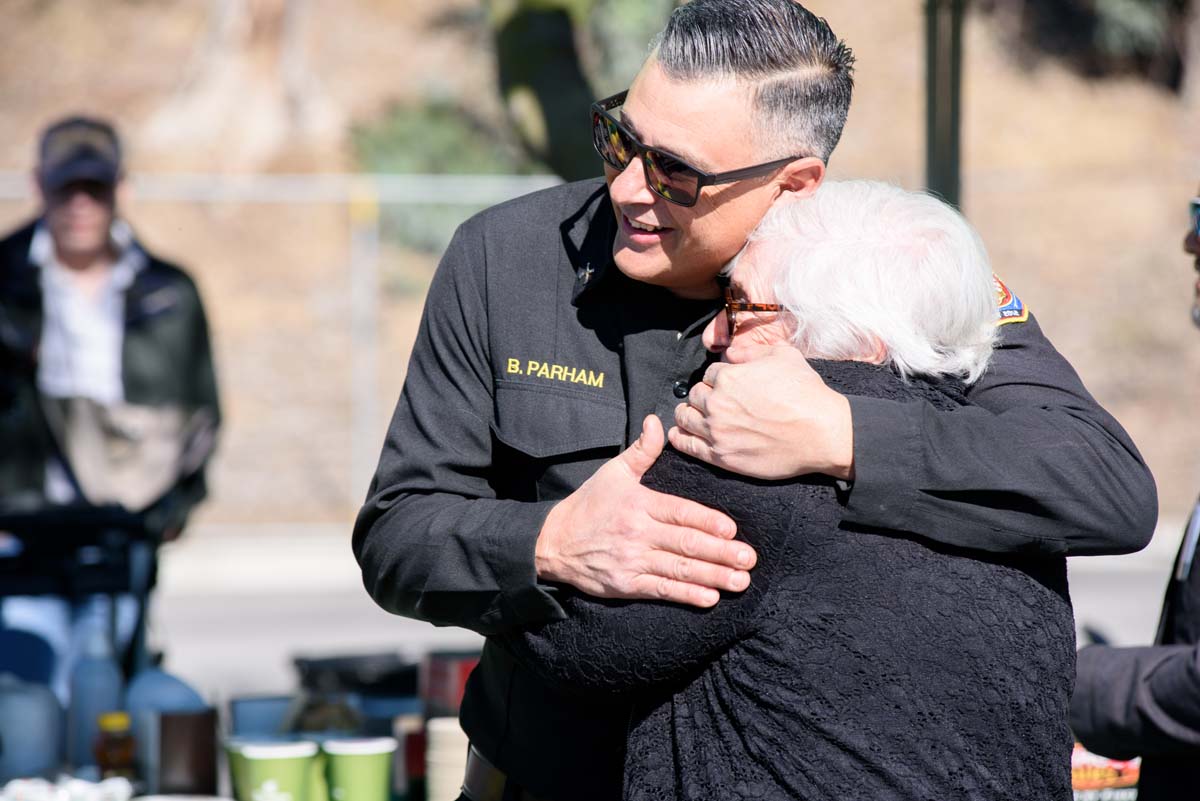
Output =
[
  {"x1": 1070, "y1": 643, "x2": 1200, "y2": 758},
  {"x1": 352, "y1": 219, "x2": 566, "y2": 636},
  {"x1": 842, "y1": 313, "x2": 1156, "y2": 556}
]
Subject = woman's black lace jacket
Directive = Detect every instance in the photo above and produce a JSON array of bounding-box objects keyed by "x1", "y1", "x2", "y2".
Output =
[{"x1": 503, "y1": 360, "x2": 1075, "y2": 801}]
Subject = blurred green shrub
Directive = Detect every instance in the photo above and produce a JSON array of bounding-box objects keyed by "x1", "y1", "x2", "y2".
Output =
[
  {"x1": 352, "y1": 99, "x2": 541, "y2": 176},
  {"x1": 351, "y1": 100, "x2": 545, "y2": 259},
  {"x1": 350, "y1": 0, "x2": 681, "y2": 263},
  {"x1": 585, "y1": 0, "x2": 679, "y2": 95}
]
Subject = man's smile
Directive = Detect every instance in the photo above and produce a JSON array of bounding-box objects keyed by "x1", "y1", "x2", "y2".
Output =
[{"x1": 618, "y1": 213, "x2": 673, "y2": 247}]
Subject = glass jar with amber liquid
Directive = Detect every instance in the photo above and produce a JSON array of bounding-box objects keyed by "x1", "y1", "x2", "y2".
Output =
[{"x1": 94, "y1": 711, "x2": 137, "y2": 779}]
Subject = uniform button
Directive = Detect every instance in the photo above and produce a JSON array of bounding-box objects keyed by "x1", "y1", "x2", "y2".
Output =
[{"x1": 672, "y1": 380, "x2": 689, "y2": 399}]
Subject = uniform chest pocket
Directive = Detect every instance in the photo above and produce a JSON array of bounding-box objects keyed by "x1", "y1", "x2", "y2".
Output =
[{"x1": 491, "y1": 381, "x2": 625, "y2": 459}]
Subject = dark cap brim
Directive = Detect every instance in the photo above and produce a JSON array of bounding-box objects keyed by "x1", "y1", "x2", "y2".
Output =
[{"x1": 39, "y1": 157, "x2": 119, "y2": 192}]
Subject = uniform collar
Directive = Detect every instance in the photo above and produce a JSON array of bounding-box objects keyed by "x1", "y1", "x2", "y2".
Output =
[
  {"x1": 564, "y1": 186, "x2": 723, "y2": 315},
  {"x1": 567, "y1": 185, "x2": 619, "y2": 307}
]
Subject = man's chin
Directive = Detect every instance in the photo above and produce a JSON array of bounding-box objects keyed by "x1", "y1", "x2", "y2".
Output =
[
  {"x1": 612, "y1": 245, "x2": 725, "y2": 299},
  {"x1": 612, "y1": 250, "x2": 669, "y2": 284}
]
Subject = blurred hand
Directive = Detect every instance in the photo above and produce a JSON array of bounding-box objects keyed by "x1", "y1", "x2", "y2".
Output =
[
  {"x1": 535, "y1": 415, "x2": 756, "y2": 608},
  {"x1": 669, "y1": 343, "x2": 855, "y2": 481}
]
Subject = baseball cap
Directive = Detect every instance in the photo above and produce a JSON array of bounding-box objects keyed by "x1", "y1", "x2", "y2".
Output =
[{"x1": 37, "y1": 116, "x2": 122, "y2": 191}]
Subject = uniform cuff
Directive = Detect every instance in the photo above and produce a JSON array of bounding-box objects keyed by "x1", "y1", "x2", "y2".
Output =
[
  {"x1": 484, "y1": 500, "x2": 568, "y2": 627},
  {"x1": 1145, "y1": 645, "x2": 1200, "y2": 747},
  {"x1": 840, "y1": 395, "x2": 921, "y2": 531}
]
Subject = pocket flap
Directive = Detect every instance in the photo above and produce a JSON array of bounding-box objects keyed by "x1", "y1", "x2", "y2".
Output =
[{"x1": 492, "y1": 381, "x2": 625, "y2": 459}]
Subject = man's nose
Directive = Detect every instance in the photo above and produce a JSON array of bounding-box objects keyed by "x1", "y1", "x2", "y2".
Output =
[{"x1": 609, "y1": 157, "x2": 656, "y2": 206}]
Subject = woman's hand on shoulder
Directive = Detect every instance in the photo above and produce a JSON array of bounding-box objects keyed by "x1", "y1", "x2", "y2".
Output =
[{"x1": 668, "y1": 344, "x2": 855, "y2": 481}]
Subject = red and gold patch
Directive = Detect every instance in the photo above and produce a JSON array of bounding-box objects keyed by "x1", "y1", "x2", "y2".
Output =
[{"x1": 993, "y1": 274, "x2": 1030, "y2": 326}]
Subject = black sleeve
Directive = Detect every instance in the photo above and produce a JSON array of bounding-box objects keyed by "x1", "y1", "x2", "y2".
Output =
[
  {"x1": 135, "y1": 270, "x2": 222, "y2": 535},
  {"x1": 842, "y1": 313, "x2": 1156, "y2": 556},
  {"x1": 500, "y1": 589, "x2": 758, "y2": 695},
  {"x1": 175, "y1": 274, "x2": 221, "y2": 520},
  {"x1": 352, "y1": 219, "x2": 565, "y2": 636},
  {"x1": 184, "y1": 276, "x2": 221, "y2": 430},
  {"x1": 1070, "y1": 643, "x2": 1200, "y2": 758},
  {"x1": 500, "y1": 456, "x2": 807, "y2": 694}
]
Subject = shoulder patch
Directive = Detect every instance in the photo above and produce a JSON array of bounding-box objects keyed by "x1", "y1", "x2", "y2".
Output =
[{"x1": 993, "y1": 275, "x2": 1029, "y2": 326}]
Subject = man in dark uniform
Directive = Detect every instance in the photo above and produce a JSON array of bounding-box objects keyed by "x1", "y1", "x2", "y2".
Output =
[
  {"x1": 1068, "y1": 193, "x2": 1200, "y2": 801},
  {"x1": 354, "y1": 2, "x2": 1157, "y2": 799}
]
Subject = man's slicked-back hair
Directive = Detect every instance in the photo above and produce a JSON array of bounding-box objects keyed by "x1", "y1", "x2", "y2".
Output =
[{"x1": 652, "y1": 0, "x2": 855, "y2": 163}]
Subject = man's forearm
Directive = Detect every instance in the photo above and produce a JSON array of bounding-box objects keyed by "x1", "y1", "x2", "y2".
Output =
[
  {"x1": 350, "y1": 213, "x2": 578, "y2": 637},
  {"x1": 353, "y1": 490, "x2": 564, "y2": 636},
  {"x1": 1071, "y1": 643, "x2": 1200, "y2": 758},
  {"x1": 843, "y1": 310, "x2": 1155, "y2": 556},
  {"x1": 843, "y1": 396, "x2": 1155, "y2": 555}
]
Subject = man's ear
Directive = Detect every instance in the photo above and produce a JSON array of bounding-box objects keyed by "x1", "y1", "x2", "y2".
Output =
[{"x1": 774, "y1": 156, "x2": 825, "y2": 202}]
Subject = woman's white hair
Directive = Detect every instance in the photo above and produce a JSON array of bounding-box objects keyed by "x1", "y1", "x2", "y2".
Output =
[{"x1": 746, "y1": 179, "x2": 999, "y2": 383}]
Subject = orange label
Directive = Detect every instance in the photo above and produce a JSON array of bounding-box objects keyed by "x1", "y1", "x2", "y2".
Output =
[{"x1": 1071, "y1": 743, "x2": 1140, "y2": 790}]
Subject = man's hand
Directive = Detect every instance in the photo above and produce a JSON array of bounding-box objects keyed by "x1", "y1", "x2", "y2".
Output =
[
  {"x1": 668, "y1": 343, "x2": 855, "y2": 481},
  {"x1": 535, "y1": 415, "x2": 756, "y2": 608}
]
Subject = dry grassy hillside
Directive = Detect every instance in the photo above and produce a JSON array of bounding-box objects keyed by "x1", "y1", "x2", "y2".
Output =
[{"x1": 0, "y1": 0, "x2": 1196, "y2": 528}]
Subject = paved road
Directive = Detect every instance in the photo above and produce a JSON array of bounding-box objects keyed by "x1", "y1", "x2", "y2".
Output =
[
  {"x1": 151, "y1": 519, "x2": 1187, "y2": 702},
  {"x1": 152, "y1": 524, "x2": 483, "y2": 701}
]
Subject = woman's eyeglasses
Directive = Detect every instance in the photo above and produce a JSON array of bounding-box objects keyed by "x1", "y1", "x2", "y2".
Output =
[
  {"x1": 716, "y1": 273, "x2": 783, "y2": 334},
  {"x1": 590, "y1": 91, "x2": 813, "y2": 208}
]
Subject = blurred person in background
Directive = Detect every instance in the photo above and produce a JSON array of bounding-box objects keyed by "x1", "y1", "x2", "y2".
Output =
[
  {"x1": 1069, "y1": 194, "x2": 1200, "y2": 800},
  {"x1": 354, "y1": 2, "x2": 1157, "y2": 799},
  {"x1": 0, "y1": 116, "x2": 220, "y2": 701}
]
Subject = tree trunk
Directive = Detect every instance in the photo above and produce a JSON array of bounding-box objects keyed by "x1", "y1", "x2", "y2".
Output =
[{"x1": 492, "y1": 1, "x2": 599, "y2": 181}]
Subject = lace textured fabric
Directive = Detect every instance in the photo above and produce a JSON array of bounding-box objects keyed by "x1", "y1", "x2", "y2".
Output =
[{"x1": 503, "y1": 360, "x2": 1075, "y2": 801}]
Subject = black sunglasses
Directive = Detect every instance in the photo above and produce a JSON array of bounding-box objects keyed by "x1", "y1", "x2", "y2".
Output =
[
  {"x1": 590, "y1": 91, "x2": 813, "y2": 208},
  {"x1": 1191, "y1": 197, "x2": 1200, "y2": 237}
]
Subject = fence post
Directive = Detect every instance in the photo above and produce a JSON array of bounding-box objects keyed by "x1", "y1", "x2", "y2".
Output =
[
  {"x1": 926, "y1": 0, "x2": 965, "y2": 209},
  {"x1": 348, "y1": 178, "x2": 381, "y2": 507}
]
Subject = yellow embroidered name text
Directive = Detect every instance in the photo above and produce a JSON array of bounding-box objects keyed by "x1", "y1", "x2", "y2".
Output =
[{"x1": 505, "y1": 358, "x2": 605, "y2": 388}]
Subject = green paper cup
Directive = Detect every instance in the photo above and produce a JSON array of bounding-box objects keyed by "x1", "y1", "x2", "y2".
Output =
[
  {"x1": 322, "y1": 737, "x2": 398, "y2": 801},
  {"x1": 231, "y1": 741, "x2": 319, "y2": 801},
  {"x1": 225, "y1": 740, "x2": 249, "y2": 801},
  {"x1": 295, "y1": 734, "x2": 331, "y2": 801}
]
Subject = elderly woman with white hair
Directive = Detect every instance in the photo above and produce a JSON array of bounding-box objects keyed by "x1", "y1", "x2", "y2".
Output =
[{"x1": 502, "y1": 180, "x2": 1075, "y2": 801}]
